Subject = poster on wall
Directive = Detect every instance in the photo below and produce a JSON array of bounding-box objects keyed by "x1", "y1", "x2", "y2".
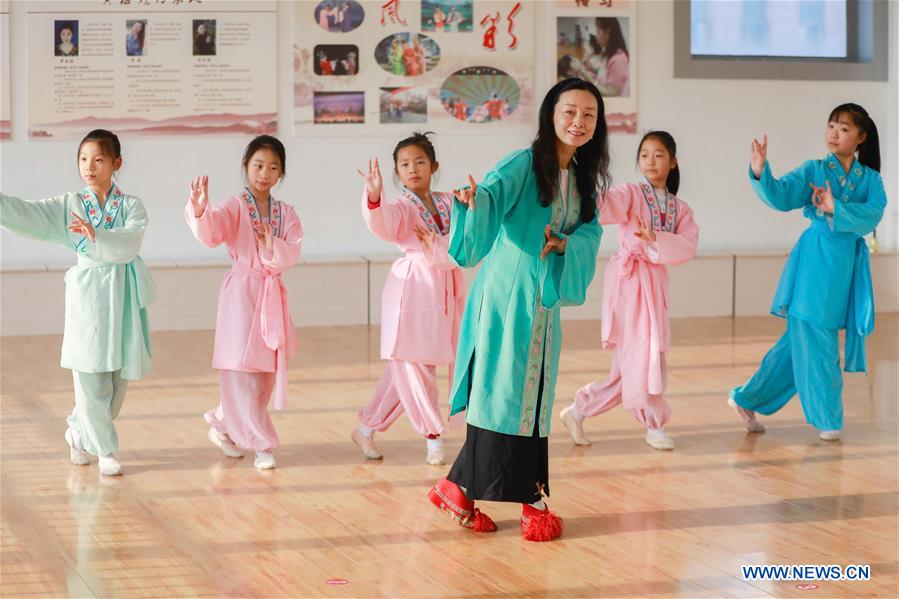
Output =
[
  {"x1": 26, "y1": 0, "x2": 277, "y2": 139},
  {"x1": 554, "y1": 0, "x2": 636, "y2": 133},
  {"x1": 1, "y1": 1, "x2": 10, "y2": 139},
  {"x1": 293, "y1": 0, "x2": 536, "y2": 135}
]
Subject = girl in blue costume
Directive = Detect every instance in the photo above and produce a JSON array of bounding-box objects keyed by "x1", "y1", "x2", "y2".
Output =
[{"x1": 729, "y1": 103, "x2": 886, "y2": 441}]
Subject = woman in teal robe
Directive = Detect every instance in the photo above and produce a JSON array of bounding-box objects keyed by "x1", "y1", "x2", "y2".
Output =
[{"x1": 428, "y1": 78, "x2": 609, "y2": 541}]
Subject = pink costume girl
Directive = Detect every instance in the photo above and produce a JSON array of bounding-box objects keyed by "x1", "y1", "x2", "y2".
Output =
[
  {"x1": 185, "y1": 135, "x2": 302, "y2": 470},
  {"x1": 561, "y1": 131, "x2": 698, "y2": 450},
  {"x1": 318, "y1": 4, "x2": 334, "y2": 30},
  {"x1": 352, "y1": 133, "x2": 465, "y2": 465}
]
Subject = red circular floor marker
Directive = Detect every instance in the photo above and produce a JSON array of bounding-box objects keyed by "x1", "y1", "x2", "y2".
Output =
[
  {"x1": 796, "y1": 583, "x2": 819, "y2": 590},
  {"x1": 326, "y1": 578, "x2": 349, "y2": 586}
]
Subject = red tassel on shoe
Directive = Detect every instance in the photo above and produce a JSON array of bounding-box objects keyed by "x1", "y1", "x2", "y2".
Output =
[
  {"x1": 428, "y1": 478, "x2": 496, "y2": 532},
  {"x1": 520, "y1": 503, "x2": 564, "y2": 542},
  {"x1": 470, "y1": 507, "x2": 497, "y2": 532}
]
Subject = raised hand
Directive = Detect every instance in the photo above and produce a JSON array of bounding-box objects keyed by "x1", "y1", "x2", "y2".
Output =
[
  {"x1": 634, "y1": 216, "x2": 656, "y2": 242},
  {"x1": 255, "y1": 221, "x2": 274, "y2": 253},
  {"x1": 68, "y1": 211, "x2": 96, "y2": 242},
  {"x1": 414, "y1": 225, "x2": 436, "y2": 252},
  {"x1": 540, "y1": 224, "x2": 567, "y2": 259},
  {"x1": 357, "y1": 158, "x2": 383, "y2": 204},
  {"x1": 189, "y1": 175, "x2": 209, "y2": 218},
  {"x1": 452, "y1": 175, "x2": 478, "y2": 210},
  {"x1": 810, "y1": 181, "x2": 835, "y2": 214},
  {"x1": 750, "y1": 134, "x2": 768, "y2": 179}
]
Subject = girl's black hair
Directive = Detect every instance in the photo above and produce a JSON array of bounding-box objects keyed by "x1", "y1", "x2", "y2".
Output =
[
  {"x1": 828, "y1": 103, "x2": 881, "y2": 172},
  {"x1": 77, "y1": 129, "x2": 122, "y2": 165},
  {"x1": 392, "y1": 131, "x2": 437, "y2": 166},
  {"x1": 59, "y1": 22, "x2": 75, "y2": 34},
  {"x1": 595, "y1": 17, "x2": 629, "y2": 60},
  {"x1": 242, "y1": 135, "x2": 287, "y2": 174},
  {"x1": 637, "y1": 130, "x2": 680, "y2": 194},
  {"x1": 531, "y1": 77, "x2": 610, "y2": 223},
  {"x1": 557, "y1": 55, "x2": 575, "y2": 79}
]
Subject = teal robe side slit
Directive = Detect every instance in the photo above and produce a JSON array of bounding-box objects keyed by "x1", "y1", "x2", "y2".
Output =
[{"x1": 445, "y1": 148, "x2": 602, "y2": 503}]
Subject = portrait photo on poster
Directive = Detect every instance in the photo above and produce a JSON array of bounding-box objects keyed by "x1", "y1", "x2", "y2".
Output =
[
  {"x1": 557, "y1": 0, "x2": 628, "y2": 8},
  {"x1": 421, "y1": 0, "x2": 473, "y2": 32},
  {"x1": 126, "y1": 19, "x2": 147, "y2": 56},
  {"x1": 374, "y1": 32, "x2": 441, "y2": 77},
  {"x1": 557, "y1": 15, "x2": 630, "y2": 98},
  {"x1": 314, "y1": 44, "x2": 359, "y2": 76},
  {"x1": 379, "y1": 87, "x2": 428, "y2": 124},
  {"x1": 314, "y1": 91, "x2": 365, "y2": 124},
  {"x1": 314, "y1": 0, "x2": 365, "y2": 33},
  {"x1": 439, "y1": 66, "x2": 520, "y2": 123},
  {"x1": 193, "y1": 19, "x2": 216, "y2": 56},
  {"x1": 54, "y1": 20, "x2": 79, "y2": 56}
]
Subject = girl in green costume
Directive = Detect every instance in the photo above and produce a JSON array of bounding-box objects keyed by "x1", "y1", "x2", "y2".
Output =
[{"x1": 0, "y1": 130, "x2": 154, "y2": 477}]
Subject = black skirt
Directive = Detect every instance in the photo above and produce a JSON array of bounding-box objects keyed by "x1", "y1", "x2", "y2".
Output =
[{"x1": 447, "y1": 360, "x2": 549, "y2": 505}]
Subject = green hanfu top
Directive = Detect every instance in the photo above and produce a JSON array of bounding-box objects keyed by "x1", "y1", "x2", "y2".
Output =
[
  {"x1": 1, "y1": 189, "x2": 155, "y2": 379},
  {"x1": 448, "y1": 149, "x2": 602, "y2": 437}
]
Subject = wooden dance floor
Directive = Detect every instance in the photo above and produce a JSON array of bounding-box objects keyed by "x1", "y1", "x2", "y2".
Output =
[{"x1": 2, "y1": 315, "x2": 897, "y2": 598}]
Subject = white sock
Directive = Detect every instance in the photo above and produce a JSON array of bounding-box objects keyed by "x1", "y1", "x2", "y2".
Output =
[
  {"x1": 568, "y1": 404, "x2": 583, "y2": 421},
  {"x1": 529, "y1": 500, "x2": 546, "y2": 511},
  {"x1": 357, "y1": 424, "x2": 374, "y2": 439},
  {"x1": 426, "y1": 437, "x2": 443, "y2": 451}
]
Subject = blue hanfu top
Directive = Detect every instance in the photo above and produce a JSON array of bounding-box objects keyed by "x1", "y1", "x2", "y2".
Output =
[{"x1": 749, "y1": 154, "x2": 887, "y2": 372}]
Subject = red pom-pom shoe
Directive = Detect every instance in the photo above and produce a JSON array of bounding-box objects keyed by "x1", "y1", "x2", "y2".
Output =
[
  {"x1": 428, "y1": 478, "x2": 497, "y2": 532},
  {"x1": 520, "y1": 503, "x2": 564, "y2": 542}
]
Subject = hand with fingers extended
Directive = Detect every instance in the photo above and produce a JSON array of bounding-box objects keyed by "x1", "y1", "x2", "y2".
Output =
[
  {"x1": 540, "y1": 224, "x2": 567, "y2": 259},
  {"x1": 452, "y1": 175, "x2": 478, "y2": 210},
  {"x1": 414, "y1": 225, "x2": 437, "y2": 253},
  {"x1": 189, "y1": 175, "x2": 209, "y2": 218},
  {"x1": 68, "y1": 211, "x2": 96, "y2": 242},
  {"x1": 810, "y1": 181, "x2": 835, "y2": 214},
  {"x1": 357, "y1": 158, "x2": 383, "y2": 204},
  {"x1": 750, "y1": 134, "x2": 768, "y2": 179},
  {"x1": 634, "y1": 215, "x2": 656, "y2": 242},
  {"x1": 255, "y1": 221, "x2": 275, "y2": 253}
]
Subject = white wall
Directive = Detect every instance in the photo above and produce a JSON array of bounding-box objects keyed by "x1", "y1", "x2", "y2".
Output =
[{"x1": 1, "y1": 0, "x2": 896, "y2": 269}]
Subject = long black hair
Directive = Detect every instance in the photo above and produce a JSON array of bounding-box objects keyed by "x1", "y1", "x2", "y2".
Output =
[
  {"x1": 828, "y1": 103, "x2": 880, "y2": 172},
  {"x1": 530, "y1": 77, "x2": 610, "y2": 223},
  {"x1": 595, "y1": 17, "x2": 629, "y2": 60},
  {"x1": 637, "y1": 130, "x2": 680, "y2": 194},
  {"x1": 128, "y1": 20, "x2": 146, "y2": 48}
]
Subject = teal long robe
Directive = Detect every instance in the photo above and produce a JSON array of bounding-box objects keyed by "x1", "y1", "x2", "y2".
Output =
[{"x1": 448, "y1": 149, "x2": 602, "y2": 437}]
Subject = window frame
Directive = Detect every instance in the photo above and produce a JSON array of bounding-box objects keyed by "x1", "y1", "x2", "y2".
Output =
[{"x1": 674, "y1": 0, "x2": 889, "y2": 81}]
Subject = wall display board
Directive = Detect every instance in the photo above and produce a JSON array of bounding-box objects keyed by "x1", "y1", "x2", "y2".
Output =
[
  {"x1": 27, "y1": 0, "x2": 278, "y2": 138},
  {"x1": 1, "y1": 0, "x2": 10, "y2": 139},
  {"x1": 293, "y1": 0, "x2": 536, "y2": 135}
]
